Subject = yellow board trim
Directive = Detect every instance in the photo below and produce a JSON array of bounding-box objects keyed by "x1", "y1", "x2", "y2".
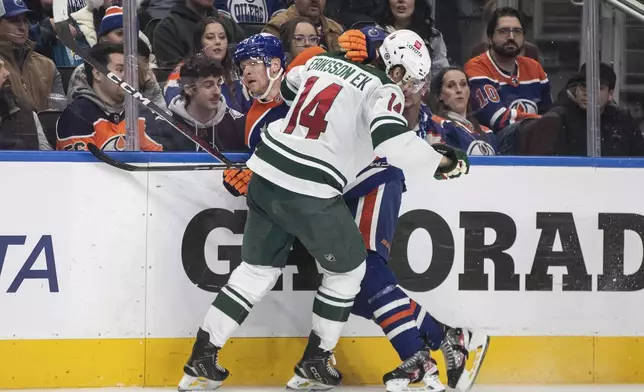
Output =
[{"x1": 1, "y1": 337, "x2": 643, "y2": 388}]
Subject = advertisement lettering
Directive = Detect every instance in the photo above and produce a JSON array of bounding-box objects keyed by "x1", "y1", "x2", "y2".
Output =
[
  {"x1": 181, "y1": 209, "x2": 644, "y2": 294},
  {"x1": 0, "y1": 235, "x2": 58, "y2": 293}
]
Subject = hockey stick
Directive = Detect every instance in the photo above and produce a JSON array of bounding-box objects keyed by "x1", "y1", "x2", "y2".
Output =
[
  {"x1": 87, "y1": 143, "x2": 240, "y2": 171},
  {"x1": 52, "y1": 0, "x2": 246, "y2": 170}
]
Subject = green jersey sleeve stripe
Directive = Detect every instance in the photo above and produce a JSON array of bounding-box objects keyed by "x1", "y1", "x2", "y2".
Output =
[
  {"x1": 370, "y1": 115, "x2": 406, "y2": 130},
  {"x1": 281, "y1": 78, "x2": 298, "y2": 104},
  {"x1": 255, "y1": 143, "x2": 344, "y2": 193},
  {"x1": 264, "y1": 131, "x2": 348, "y2": 186},
  {"x1": 371, "y1": 123, "x2": 410, "y2": 149}
]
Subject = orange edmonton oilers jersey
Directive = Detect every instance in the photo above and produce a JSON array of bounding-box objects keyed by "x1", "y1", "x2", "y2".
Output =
[
  {"x1": 56, "y1": 97, "x2": 163, "y2": 151},
  {"x1": 464, "y1": 51, "x2": 552, "y2": 132}
]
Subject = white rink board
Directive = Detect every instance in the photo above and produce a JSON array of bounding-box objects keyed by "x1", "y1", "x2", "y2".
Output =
[
  {"x1": 1, "y1": 161, "x2": 643, "y2": 340},
  {"x1": 0, "y1": 162, "x2": 147, "y2": 340}
]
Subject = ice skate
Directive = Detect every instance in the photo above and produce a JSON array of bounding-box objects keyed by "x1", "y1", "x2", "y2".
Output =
[
  {"x1": 440, "y1": 328, "x2": 490, "y2": 392},
  {"x1": 286, "y1": 332, "x2": 343, "y2": 391},
  {"x1": 178, "y1": 328, "x2": 229, "y2": 391},
  {"x1": 383, "y1": 349, "x2": 445, "y2": 392}
]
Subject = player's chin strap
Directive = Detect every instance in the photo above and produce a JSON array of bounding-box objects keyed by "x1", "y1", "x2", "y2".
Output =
[{"x1": 241, "y1": 68, "x2": 284, "y2": 103}]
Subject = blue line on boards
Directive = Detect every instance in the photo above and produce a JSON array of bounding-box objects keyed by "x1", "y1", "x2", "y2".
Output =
[{"x1": 0, "y1": 151, "x2": 644, "y2": 168}]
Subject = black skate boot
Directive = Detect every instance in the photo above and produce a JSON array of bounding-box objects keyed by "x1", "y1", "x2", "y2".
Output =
[
  {"x1": 178, "y1": 328, "x2": 229, "y2": 391},
  {"x1": 439, "y1": 327, "x2": 490, "y2": 392},
  {"x1": 383, "y1": 349, "x2": 445, "y2": 392},
  {"x1": 286, "y1": 331, "x2": 342, "y2": 391}
]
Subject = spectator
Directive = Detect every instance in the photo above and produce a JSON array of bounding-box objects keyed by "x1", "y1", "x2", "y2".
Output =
[
  {"x1": 0, "y1": 59, "x2": 52, "y2": 149},
  {"x1": 138, "y1": 0, "x2": 173, "y2": 47},
  {"x1": 470, "y1": 0, "x2": 540, "y2": 62},
  {"x1": 262, "y1": 0, "x2": 343, "y2": 52},
  {"x1": 31, "y1": 19, "x2": 88, "y2": 68},
  {"x1": 67, "y1": 8, "x2": 165, "y2": 109},
  {"x1": 71, "y1": 1, "x2": 157, "y2": 64},
  {"x1": 153, "y1": 0, "x2": 244, "y2": 68},
  {"x1": 56, "y1": 42, "x2": 163, "y2": 151},
  {"x1": 547, "y1": 63, "x2": 644, "y2": 156},
  {"x1": 215, "y1": 0, "x2": 286, "y2": 31},
  {"x1": 279, "y1": 17, "x2": 319, "y2": 65},
  {"x1": 70, "y1": 0, "x2": 115, "y2": 46},
  {"x1": 27, "y1": 0, "x2": 89, "y2": 67},
  {"x1": 464, "y1": 6, "x2": 551, "y2": 135},
  {"x1": 0, "y1": 0, "x2": 63, "y2": 111},
  {"x1": 163, "y1": 17, "x2": 250, "y2": 113},
  {"x1": 149, "y1": 54, "x2": 246, "y2": 151},
  {"x1": 427, "y1": 66, "x2": 498, "y2": 155},
  {"x1": 374, "y1": 0, "x2": 449, "y2": 77}
]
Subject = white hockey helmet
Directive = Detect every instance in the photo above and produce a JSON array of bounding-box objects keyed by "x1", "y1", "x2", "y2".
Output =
[{"x1": 378, "y1": 29, "x2": 431, "y2": 92}]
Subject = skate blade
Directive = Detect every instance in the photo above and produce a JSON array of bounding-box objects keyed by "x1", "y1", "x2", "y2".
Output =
[
  {"x1": 385, "y1": 380, "x2": 445, "y2": 392},
  {"x1": 178, "y1": 374, "x2": 223, "y2": 392},
  {"x1": 455, "y1": 333, "x2": 491, "y2": 392},
  {"x1": 286, "y1": 374, "x2": 336, "y2": 392}
]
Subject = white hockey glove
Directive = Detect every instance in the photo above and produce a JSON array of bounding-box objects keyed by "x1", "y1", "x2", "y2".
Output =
[{"x1": 431, "y1": 143, "x2": 470, "y2": 180}]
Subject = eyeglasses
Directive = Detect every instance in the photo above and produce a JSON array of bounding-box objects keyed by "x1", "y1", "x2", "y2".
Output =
[
  {"x1": 495, "y1": 27, "x2": 524, "y2": 37},
  {"x1": 293, "y1": 34, "x2": 320, "y2": 47}
]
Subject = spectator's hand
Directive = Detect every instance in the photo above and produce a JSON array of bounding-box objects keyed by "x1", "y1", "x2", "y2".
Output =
[
  {"x1": 50, "y1": 18, "x2": 77, "y2": 37},
  {"x1": 338, "y1": 30, "x2": 368, "y2": 63},
  {"x1": 202, "y1": 44, "x2": 218, "y2": 60},
  {"x1": 0, "y1": 60, "x2": 10, "y2": 87},
  {"x1": 431, "y1": 143, "x2": 470, "y2": 180},
  {"x1": 223, "y1": 169, "x2": 252, "y2": 196}
]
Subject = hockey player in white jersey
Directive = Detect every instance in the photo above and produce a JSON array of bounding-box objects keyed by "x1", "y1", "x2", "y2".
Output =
[{"x1": 177, "y1": 29, "x2": 469, "y2": 392}]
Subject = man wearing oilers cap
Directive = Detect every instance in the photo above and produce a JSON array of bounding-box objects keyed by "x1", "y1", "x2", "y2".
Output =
[{"x1": 0, "y1": 0, "x2": 62, "y2": 111}]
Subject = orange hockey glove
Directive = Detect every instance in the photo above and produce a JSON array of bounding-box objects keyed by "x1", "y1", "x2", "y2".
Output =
[
  {"x1": 338, "y1": 29, "x2": 368, "y2": 63},
  {"x1": 223, "y1": 169, "x2": 253, "y2": 197}
]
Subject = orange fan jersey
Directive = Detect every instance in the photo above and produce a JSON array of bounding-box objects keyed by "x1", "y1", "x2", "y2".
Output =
[
  {"x1": 56, "y1": 94, "x2": 163, "y2": 152},
  {"x1": 464, "y1": 51, "x2": 552, "y2": 131}
]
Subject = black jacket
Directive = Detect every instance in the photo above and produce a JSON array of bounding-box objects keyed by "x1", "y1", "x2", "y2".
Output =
[
  {"x1": 152, "y1": 3, "x2": 245, "y2": 68},
  {"x1": 550, "y1": 88, "x2": 644, "y2": 157},
  {"x1": 0, "y1": 98, "x2": 38, "y2": 150}
]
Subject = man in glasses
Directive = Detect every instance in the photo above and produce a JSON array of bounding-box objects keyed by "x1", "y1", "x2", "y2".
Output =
[
  {"x1": 464, "y1": 6, "x2": 552, "y2": 137},
  {"x1": 262, "y1": 0, "x2": 344, "y2": 51}
]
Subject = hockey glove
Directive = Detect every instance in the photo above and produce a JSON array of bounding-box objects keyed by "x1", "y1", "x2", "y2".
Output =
[
  {"x1": 338, "y1": 29, "x2": 369, "y2": 63},
  {"x1": 432, "y1": 143, "x2": 470, "y2": 180},
  {"x1": 223, "y1": 169, "x2": 253, "y2": 197}
]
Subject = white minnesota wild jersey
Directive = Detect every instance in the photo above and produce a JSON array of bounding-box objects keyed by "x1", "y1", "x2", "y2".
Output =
[{"x1": 246, "y1": 51, "x2": 444, "y2": 198}]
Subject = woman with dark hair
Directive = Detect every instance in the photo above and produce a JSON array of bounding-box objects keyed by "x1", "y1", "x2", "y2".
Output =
[
  {"x1": 163, "y1": 17, "x2": 251, "y2": 113},
  {"x1": 374, "y1": 0, "x2": 449, "y2": 76},
  {"x1": 279, "y1": 17, "x2": 320, "y2": 65},
  {"x1": 427, "y1": 66, "x2": 498, "y2": 155}
]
